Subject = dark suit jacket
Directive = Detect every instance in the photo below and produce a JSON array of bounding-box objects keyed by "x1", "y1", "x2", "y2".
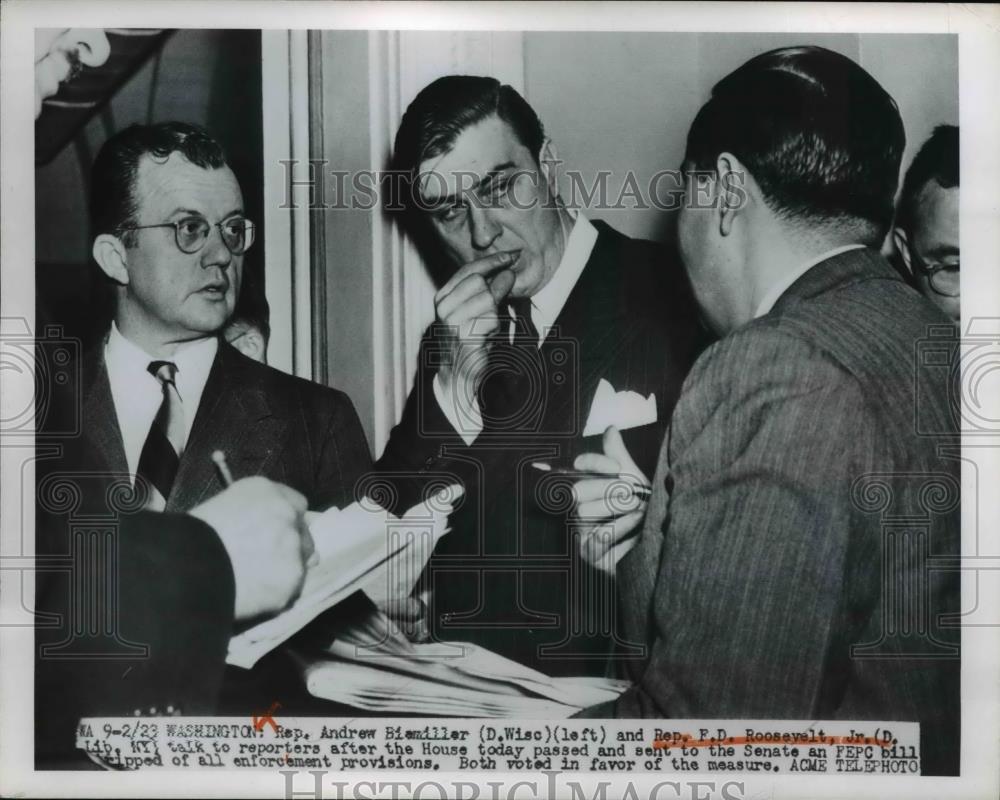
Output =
[
  {"x1": 377, "y1": 220, "x2": 707, "y2": 676},
  {"x1": 35, "y1": 337, "x2": 372, "y2": 767},
  {"x1": 580, "y1": 249, "x2": 960, "y2": 776},
  {"x1": 82, "y1": 339, "x2": 370, "y2": 514}
]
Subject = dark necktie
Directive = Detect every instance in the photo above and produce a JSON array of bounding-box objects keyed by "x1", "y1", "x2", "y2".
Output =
[
  {"x1": 136, "y1": 360, "x2": 185, "y2": 510},
  {"x1": 478, "y1": 298, "x2": 545, "y2": 433},
  {"x1": 508, "y1": 296, "x2": 540, "y2": 345}
]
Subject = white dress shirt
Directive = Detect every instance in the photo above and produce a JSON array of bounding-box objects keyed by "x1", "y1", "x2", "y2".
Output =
[
  {"x1": 105, "y1": 323, "x2": 218, "y2": 479},
  {"x1": 433, "y1": 211, "x2": 599, "y2": 445},
  {"x1": 753, "y1": 244, "x2": 866, "y2": 319}
]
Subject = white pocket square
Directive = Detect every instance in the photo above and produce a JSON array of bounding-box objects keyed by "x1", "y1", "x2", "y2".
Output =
[{"x1": 582, "y1": 378, "x2": 658, "y2": 437}]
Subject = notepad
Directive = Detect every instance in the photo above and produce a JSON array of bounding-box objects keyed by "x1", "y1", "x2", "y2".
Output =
[{"x1": 226, "y1": 487, "x2": 460, "y2": 669}]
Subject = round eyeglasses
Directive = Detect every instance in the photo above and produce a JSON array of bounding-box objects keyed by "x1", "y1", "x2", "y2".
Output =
[
  {"x1": 910, "y1": 249, "x2": 960, "y2": 298},
  {"x1": 121, "y1": 216, "x2": 256, "y2": 256}
]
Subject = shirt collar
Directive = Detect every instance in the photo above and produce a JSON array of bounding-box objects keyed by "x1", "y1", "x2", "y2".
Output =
[
  {"x1": 518, "y1": 210, "x2": 598, "y2": 343},
  {"x1": 106, "y1": 322, "x2": 218, "y2": 406},
  {"x1": 753, "y1": 244, "x2": 866, "y2": 319}
]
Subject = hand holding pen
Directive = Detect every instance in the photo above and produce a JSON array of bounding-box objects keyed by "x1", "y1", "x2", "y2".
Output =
[
  {"x1": 212, "y1": 450, "x2": 318, "y2": 568},
  {"x1": 531, "y1": 462, "x2": 652, "y2": 499},
  {"x1": 557, "y1": 426, "x2": 651, "y2": 576}
]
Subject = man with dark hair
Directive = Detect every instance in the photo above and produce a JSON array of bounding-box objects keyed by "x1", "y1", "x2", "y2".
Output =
[
  {"x1": 36, "y1": 122, "x2": 372, "y2": 765},
  {"x1": 578, "y1": 46, "x2": 960, "y2": 777},
  {"x1": 893, "y1": 125, "x2": 960, "y2": 321},
  {"x1": 85, "y1": 122, "x2": 369, "y2": 511},
  {"x1": 223, "y1": 312, "x2": 270, "y2": 364},
  {"x1": 224, "y1": 298, "x2": 271, "y2": 364},
  {"x1": 377, "y1": 76, "x2": 705, "y2": 676}
]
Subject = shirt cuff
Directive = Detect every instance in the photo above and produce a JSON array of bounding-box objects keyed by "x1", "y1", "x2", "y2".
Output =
[{"x1": 432, "y1": 372, "x2": 482, "y2": 446}]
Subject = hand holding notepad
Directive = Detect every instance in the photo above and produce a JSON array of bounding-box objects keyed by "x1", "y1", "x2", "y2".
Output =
[{"x1": 226, "y1": 485, "x2": 462, "y2": 669}]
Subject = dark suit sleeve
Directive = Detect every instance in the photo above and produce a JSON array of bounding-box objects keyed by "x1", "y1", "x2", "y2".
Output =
[
  {"x1": 375, "y1": 331, "x2": 474, "y2": 515},
  {"x1": 604, "y1": 329, "x2": 874, "y2": 719},
  {"x1": 312, "y1": 389, "x2": 374, "y2": 511},
  {"x1": 35, "y1": 512, "x2": 235, "y2": 767}
]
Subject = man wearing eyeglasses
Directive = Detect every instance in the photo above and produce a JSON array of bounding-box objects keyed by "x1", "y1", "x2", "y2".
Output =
[
  {"x1": 35, "y1": 122, "x2": 371, "y2": 765},
  {"x1": 893, "y1": 125, "x2": 960, "y2": 322},
  {"x1": 86, "y1": 121, "x2": 369, "y2": 514}
]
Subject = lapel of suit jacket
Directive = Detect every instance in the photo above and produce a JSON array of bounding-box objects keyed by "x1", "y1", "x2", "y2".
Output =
[
  {"x1": 618, "y1": 428, "x2": 672, "y2": 657},
  {"x1": 80, "y1": 338, "x2": 129, "y2": 476},
  {"x1": 542, "y1": 221, "x2": 638, "y2": 432},
  {"x1": 166, "y1": 342, "x2": 287, "y2": 512}
]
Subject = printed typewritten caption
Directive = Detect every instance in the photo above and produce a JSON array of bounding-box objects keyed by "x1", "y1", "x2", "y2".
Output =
[{"x1": 77, "y1": 718, "x2": 921, "y2": 774}]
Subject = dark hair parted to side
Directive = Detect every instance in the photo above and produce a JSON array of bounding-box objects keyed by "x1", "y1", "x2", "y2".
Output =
[
  {"x1": 895, "y1": 124, "x2": 959, "y2": 234},
  {"x1": 391, "y1": 75, "x2": 546, "y2": 210},
  {"x1": 90, "y1": 122, "x2": 229, "y2": 246},
  {"x1": 684, "y1": 45, "x2": 906, "y2": 245}
]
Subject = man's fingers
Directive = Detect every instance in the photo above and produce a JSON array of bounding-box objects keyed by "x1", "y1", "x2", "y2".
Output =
[
  {"x1": 573, "y1": 452, "x2": 620, "y2": 474},
  {"x1": 272, "y1": 482, "x2": 308, "y2": 514},
  {"x1": 580, "y1": 510, "x2": 644, "y2": 569},
  {"x1": 573, "y1": 476, "x2": 647, "y2": 510},
  {"x1": 584, "y1": 511, "x2": 646, "y2": 550},
  {"x1": 612, "y1": 509, "x2": 646, "y2": 540},
  {"x1": 441, "y1": 289, "x2": 497, "y2": 333},
  {"x1": 575, "y1": 500, "x2": 613, "y2": 520},
  {"x1": 576, "y1": 492, "x2": 645, "y2": 520},
  {"x1": 435, "y1": 249, "x2": 521, "y2": 300},
  {"x1": 381, "y1": 597, "x2": 426, "y2": 622},
  {"x1": 436, "y1": 273, "x2": 491, "y2": 322},
  {"x1": 572, "y1": 477, "x2": 618, "y2": 506},
  {"x1": 487, "y1": 268, "x2": 516, "y2": 305},
  {"x1": 298, "y1": 514, "x2": 318, "y2": 567},
  {"x1": 602, "y1": 425, "x2": 646, "y2": 482},
  {"x1": 286, "y1": 558, "x2": 308, "y2": 608}
]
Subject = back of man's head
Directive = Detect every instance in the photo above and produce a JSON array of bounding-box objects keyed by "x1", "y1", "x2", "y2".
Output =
[
  {"x1": 224, "y1": 306, "x2": 270, "y2": 364},
  {"x1": 392, "y1": 75, "x2": 545, "y2": 211},
  {"x1": 896, "y1": 124, "x2": 959, "y2": 235},
  {"x1": 90, "y1": 122, "x2": 229, "y2": 246},
  {"x1": 683, "y1": 45, "x2": 905, "y2": 246}
]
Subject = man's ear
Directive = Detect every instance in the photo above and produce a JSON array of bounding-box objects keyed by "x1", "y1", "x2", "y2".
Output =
[
  {"x1": 715, "y1": 152, "x2": 747, "y2": 237},
  {"x1": 92, "y1": 234, "x2": 129, "y2": 285},
  {"x1": 893, "y1": 227, "x2": 913, "y2": 275},
  {"x1": 538, "y1": 138, "x2": 562, "y2": 199},
  {"x1": 240, "y1": 329, "x2": 266, "y2": 363}
]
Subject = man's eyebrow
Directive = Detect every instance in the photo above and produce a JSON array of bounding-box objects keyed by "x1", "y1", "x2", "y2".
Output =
[
  {"x1": 485, "y1": 161, "x2": 517, "y2": 178},
  {"x1": 166, "y1": 207, "x2": 245, "y2": 219},
  {"x1": 421, "y1": 161, "x2": 518, "y2": 209},
  {"x1": 923, "y1": 244, "x2": 960, "y2": 258}
]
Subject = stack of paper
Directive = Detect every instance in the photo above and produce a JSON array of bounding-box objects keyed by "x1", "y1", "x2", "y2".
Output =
[
  {"x1": 227, "y1": 488, "x2": 459, "y2": 669},
  {"x1": 299, "y1": 610, "x2": 629, "y2": 718}
]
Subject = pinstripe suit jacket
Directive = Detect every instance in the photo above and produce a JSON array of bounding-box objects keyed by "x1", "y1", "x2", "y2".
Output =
[{"x1": 582, "y1": 248, "x2": 961, "y2": 776}]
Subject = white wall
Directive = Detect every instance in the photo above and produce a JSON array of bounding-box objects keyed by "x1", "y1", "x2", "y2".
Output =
[
  {"x1": 316, "y1": 31, "x2": 959, "y2": 454},
  {"x1": 523, "y1": 32, "x2": 958, "y2": 243}
]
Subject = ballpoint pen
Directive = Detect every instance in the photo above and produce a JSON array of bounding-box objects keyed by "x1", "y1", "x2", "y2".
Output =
[
  {"x1": 211, "y1": 450, "x2": 235, "y2": 487},
  {"x1": 531, "y1": 461, "x2": 652, "y2": 499}
]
